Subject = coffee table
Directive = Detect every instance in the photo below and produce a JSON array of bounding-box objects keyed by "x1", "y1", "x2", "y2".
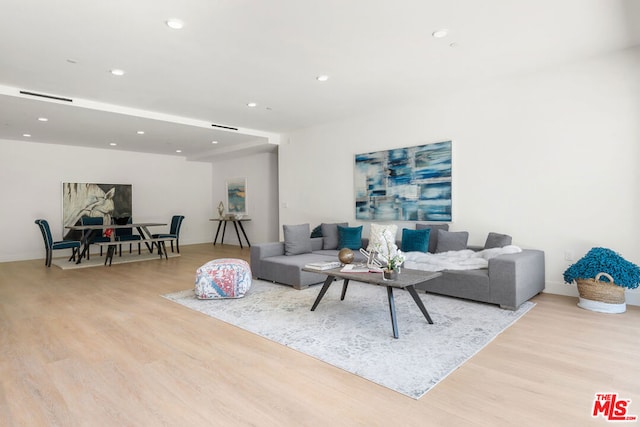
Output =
[{"x1": 302, "y1": 266, "x2": 442, "y2": 338}]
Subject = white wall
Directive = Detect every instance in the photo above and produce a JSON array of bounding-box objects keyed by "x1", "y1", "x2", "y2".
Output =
[
  {"x1": 279, "y1": 47, "x2": 640, "y2": 305},
  {"x1": 211, "y1": 151, "x2": 279, "y2": 245},
  {"x1": 0, "y1": 139, "x2": 214, "y2": 262}
]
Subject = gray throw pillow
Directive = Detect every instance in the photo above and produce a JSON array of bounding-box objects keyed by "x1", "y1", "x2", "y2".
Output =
[
  {"x1": 416, "y1": 223, "x2": 450, "y2": 253},
  {"x1": 484, "y1": 232, "x2": 512, "y2": 249},
  {"x1": 283, "y1": 224, "x2": 312, "y2": 255},
  {"x1": 321, "y1": 222, "x2": 347, "y2": 250},
  {"x1": 435, "y1": 229, "x2": 469, "y2": 253}
]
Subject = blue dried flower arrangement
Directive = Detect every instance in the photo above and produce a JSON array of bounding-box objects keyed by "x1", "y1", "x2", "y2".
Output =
[{"x1": 563, "y1": 247, "x2": 640, "y2": 290}]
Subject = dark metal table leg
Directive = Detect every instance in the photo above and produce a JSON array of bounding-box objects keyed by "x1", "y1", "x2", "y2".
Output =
[
  {"x1": 137, "y1": 227, "x2": 154, "y2": 253},
  {"x1": 160, "y1": 241, "x2": 168, "y2": 259},
  {"x1": 221, "y1": 221, "x2": 227, "y2": 245},
  {"x1": 340, "y1": 279, "x2": 349, "y2": 300},
  {"x1": 104, "y1": 244, "x2": 116, "y2": 266},
  {"x1": 387, "y1": 286, "x2": 399, "y2": 339},
  {"x1": 406, "y1": 285, "x2": 433, "y2": 324},
  {"x1": 77, "y1": 229, "x2": 97, "y2": 264},
  {"x1": 232, "y1": 221, "x2": 243, "y2": 249},
  {"x1": 238, "y1": 221, "x2": 251, "y2": 247},
  {"x1": 311, "y1": 275, "x2": 335, "y2": 311},
  {"x1": 213, "y1": 221, "x2": 223, "y2": 245}
]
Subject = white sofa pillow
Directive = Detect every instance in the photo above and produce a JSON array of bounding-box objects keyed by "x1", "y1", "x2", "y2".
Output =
[{"x1": 367, "y1": 223, "x2": 398, "y2": 256}]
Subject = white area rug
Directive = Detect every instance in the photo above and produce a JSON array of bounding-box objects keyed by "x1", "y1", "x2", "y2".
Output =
[
  {"x1": 52, "y1": 251, "x2": 179, "y2": 269},
  {"x1": 163, "y1": 279, "x2": 534, "y2": 399}
]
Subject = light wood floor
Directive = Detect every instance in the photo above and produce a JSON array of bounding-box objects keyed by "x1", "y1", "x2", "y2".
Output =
[{"x1": 1, "y1": 243, "x2": 638, "y2": 426}]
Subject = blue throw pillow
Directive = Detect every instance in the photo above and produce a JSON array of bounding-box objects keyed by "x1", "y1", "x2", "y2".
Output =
[
  {"x1": 416, "y1": 223, "x2": 449, "y2": 253},
  {"x1": 310, "y1": 224, "x2": 323, "y2": 238},
  {"x1": 401, "y1": 228, "x2": 430, "y2": 252},
  {"x1": 337, "y1": 225, "x2": 363, "y2": 250}
]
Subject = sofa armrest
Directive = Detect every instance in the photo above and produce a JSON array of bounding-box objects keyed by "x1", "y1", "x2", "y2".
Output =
[
  {"x1": 250, "y1": 242, "x2": 285, "y2": 278},
  {"x1": 488, "y1": 249, "x2": 545, "y2": 309}
]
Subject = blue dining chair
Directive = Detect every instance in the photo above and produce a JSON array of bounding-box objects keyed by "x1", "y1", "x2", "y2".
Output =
[
  {"x1": 80, "y1": 216, "x2": 111, "y2": 259},
  {"x1": 153, "y1": 215, "x2": 184, "y2": 253},
  {"x1": 35, "y1": 219, "x2": 81, "y2": 267},
  {"x1": 114, "y1": 217, "x2": 141, "y2": 256}
]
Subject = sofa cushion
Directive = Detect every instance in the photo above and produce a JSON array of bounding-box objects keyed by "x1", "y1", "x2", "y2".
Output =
[
  {"x1": 435, "y1": 230, "x2": 469, "y2": 253},
  {"x1": 416, "y1": 223, "x2": 450, "y2": 253},
  {"x1": 401, "y1": 228, "x2": 430, "y2": 252},
  {"x1": 283, "y1": 223, "x2": 312, "y2": 255},
  {"x1": 484, "y1": 232, "x2": 513, "y2": 249},
  {"x1": 321, "y1": 222, "x2": 348, "y2": 250},
  {"x1": 310, "y1": 237, "x2": 324, "y2": 251},
  {"x1": 367, "y1": 223, "x2": 398, "y2": 255},
  {"x1": 416, "y1": 269, "x2": 490, "y2": 301},
  {"x1": 261, "y1": 253, "x2": 337, "y2": 288},
  {"x1": 337, "y1": 225, "x2": 363, "y2": 250}
]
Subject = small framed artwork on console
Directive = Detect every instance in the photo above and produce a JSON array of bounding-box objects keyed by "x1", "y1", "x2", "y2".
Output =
[{"x1": 226, "y1": 177, "x2": 248, "y2": 216}]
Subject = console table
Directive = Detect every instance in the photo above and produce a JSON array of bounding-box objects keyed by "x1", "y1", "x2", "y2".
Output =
[{"x1": 210, "y1": 218, "x2": 251, "y2": 249}]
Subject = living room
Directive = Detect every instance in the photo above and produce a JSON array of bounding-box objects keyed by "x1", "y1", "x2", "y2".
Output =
[
  {"x1": 3, "y1": 43, "x2": 638, "y2": 305},
  {"x1": 1, "y1": 1, "x2": 640, "y2": 425}
]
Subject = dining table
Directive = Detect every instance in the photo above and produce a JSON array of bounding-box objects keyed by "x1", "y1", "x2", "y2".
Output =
[{"x1": 65, "y1": 222, "x2": 166, "y2": 264}]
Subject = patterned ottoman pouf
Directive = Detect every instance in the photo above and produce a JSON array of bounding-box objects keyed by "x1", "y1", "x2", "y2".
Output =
[{"x1": 195, "y1": 258, "x2": 252, "y2": 299}]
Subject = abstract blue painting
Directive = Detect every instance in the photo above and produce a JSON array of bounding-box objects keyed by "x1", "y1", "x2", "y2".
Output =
[{"x1": 355, "y1": 141, "x2": 452, "y2": 221}]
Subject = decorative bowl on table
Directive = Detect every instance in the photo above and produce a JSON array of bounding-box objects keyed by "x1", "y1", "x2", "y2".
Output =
[{"x1": 338, "y1": 248, "x2": 355, "y2": 264}]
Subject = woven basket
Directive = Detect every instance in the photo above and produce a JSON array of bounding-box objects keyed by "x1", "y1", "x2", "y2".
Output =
[{"x1": 576, "y1": 272, "x2": 625, "y2": 304}]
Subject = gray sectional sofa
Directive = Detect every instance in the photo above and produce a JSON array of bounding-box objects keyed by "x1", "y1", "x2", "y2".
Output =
[
  {"x1": 250, "y1": 223, "x2": 545, "y2": 310},
  {"x1": 250, "y1": 236, "x2": 366, "y2": 290}
]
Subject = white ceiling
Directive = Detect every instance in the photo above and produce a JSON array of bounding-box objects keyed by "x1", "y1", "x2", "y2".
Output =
[{"x1": 1, "y1": 0, "x2": 639, "y2": 161}]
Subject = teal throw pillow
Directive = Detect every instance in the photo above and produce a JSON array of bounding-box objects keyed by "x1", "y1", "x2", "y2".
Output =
[
  {"x1": 416, "y1": 223, "x2": 449, "y2": 253},
  {"x1": 310, "y1": 224, "x2": 323, "y2": 238},
  {"x1": 337, "y1": 225, "x2": 363, "y2": 250},
  {"x1": 401, "y1": 228, "x2": 430, "y2": 252}
]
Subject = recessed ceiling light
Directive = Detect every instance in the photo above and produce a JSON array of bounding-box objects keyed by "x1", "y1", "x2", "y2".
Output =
[
  {"x1": 23, "y1": 133, "x2": 31, "y2": 137},
  {"x1": 316, "y1": 75, "x2": 329, "y2": 82},
  {"x1": 211, "y1": 140, "x2": 219, "y2": 144},
  {"x1": 38, "y1": 117, "x2": 48, "y2": 122},
  {"x1": 176, "y1": 149, "x2": 182, "y2": 153},
  {"x1": 166, "y1": 19, "x2": 184, "y2": 30},
  {"x1": 110, "y1": 69, "x2": 125, "y2": 76},
  {"x1": 136, "y1": 130, "x2": 145, "y2": 135},
  {"x1": 432, "y1": 29, "x2": 449, "y2": 38},
  {"x1": 247, "y1": 102, "x2": 257, "y2": 108},
  {"x1": 449, "y1": 42, "x2": 459, "y2": 48},
  {"x1": 109, "y1": 142, "x2": 117, "y2": 146}
]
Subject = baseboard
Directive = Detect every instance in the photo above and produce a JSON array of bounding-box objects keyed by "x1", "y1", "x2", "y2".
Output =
[{"x1": 544, "y1": 280, "x2": 640, "y2": 307}]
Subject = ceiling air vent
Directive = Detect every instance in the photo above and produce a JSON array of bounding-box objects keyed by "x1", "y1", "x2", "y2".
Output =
[
  {"x1": 19, "y1": 90, "x2": 73, "y2": 102},
  {"x1": 211, "y1": 123, "x2": 238, "y2": 131}
]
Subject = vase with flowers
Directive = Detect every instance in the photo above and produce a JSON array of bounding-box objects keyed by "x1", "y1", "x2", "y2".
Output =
[{"x1": 373, "y1": 228, "x2": 405, "y2": 280}]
